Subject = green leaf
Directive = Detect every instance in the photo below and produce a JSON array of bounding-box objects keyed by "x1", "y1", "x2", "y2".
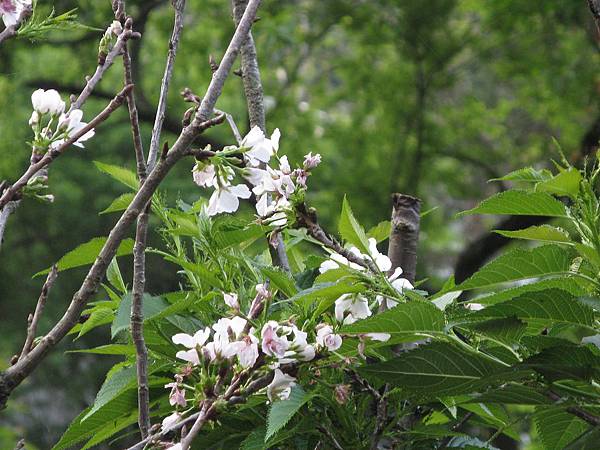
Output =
[
  {"x1": 455, "y1": 245, "x2": 574, "y2": 291},
  {"x1": 521, "y1": 345, "x2": 600, "y2": 381},
  {"x1": 100, "y1": 192, "x2": 135, "y2": 214},
  {"x1": 260, "y1": 266, "x2": 298, "y2": 297},
  {"x1": 77, "y1": 307, "x2": 114, "y2": 338},
  {"x1": 94, "y1": 160, "x2": 138, "y2": 190},
  {"x1": 534, "y1": 406, "x2": 589, "y2": 450},
  {"x1": 214, "y1": 224, "x2": 267, "y2": 249},
  {"x1": 465, "y1": 317, "x2": 527, "y2": 345},
  {"x1": 241, "y1": 428, "x2": 267, "y2": 450},
  {"x1": 82, "y1": 366, "x2": 138, "y2": 421},
  {"x1": 338, "y1": 195, "x2": 370, "y2": 254},
  {"x1": 564, "y1": 426, "x2": 600, "y2": 449},
  {"x1": 68, "y1": 344, "x2": 136, "y2": 356},
  {"x1": 473, "y1": 278, "x2": 587, "y2": 305},
  {"x1": 288, "y1": 280, "x2": 365, "y2": 310},
  {"x1": 341, "y1": 301, "x2": 445, "y2": 337},
  {"x1": 492, "y1": 167, "x2": 553, "y2": 183},
  {"x1": 358, "y1": 342, "x2": 507, "y2": 395},
  {"x1": 35, "y1": 237, "x2": 135, "y2": 277},
  {"x1": 470, "y1": 384, "x2": 550, "y2": 405},
  {"x1": 367, "y1": 220, "x2": 391, "y2": 243},
  {"x1": 111, "y1": 293, "x2": 170, "y2": 339},
  {"x1": 458, "y1": 190, "x2": 567, "y2": 217},
  {"x1": 266, "y1": 386, "x2": 310, "y2": 442},
  {"x1": 471, "y1": 289, "x2": 595, "y2": 328},
  {"x1": 52, "y1": 389, "x2": 138, "y2": 450},
  {"x1": 536, "y1": 168, "x2": 582, "y2": 199},
  {"x1": 493, "y1": 225, "x2": 572, "y2": 244},
  {"x1": 106, "y1": 258, "x2": 126, "y2": 294}
]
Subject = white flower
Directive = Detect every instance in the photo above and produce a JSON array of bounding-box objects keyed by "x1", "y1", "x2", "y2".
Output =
[
  {"x1": 335, "y1": 294, "x2": 371, "y2": 324},
  {"x1": 193, "y1": 163, "x2": 217, "y2": 187},
  {"x1": 172, "y1": 328, "x2": 211, "y2": 348},
  {"x1": 227, "y1": 334, "x2": 259, "y2": 368},
  {"x1": 223, "y1": 292, "x2": 239, "y2": 310},
  {"x1": 368, "y1": 238, "x2": 392, "y2": 272},
  {"x1": 242, "y1": 126, "x2": 280, "y2": 165},
  {"x1": 255, "y1": 194, "x2": 290, "y2": 226},
  {"x1": 252, "y1": 165, "x2": 295, "y2": 200},
  {"x1": 319, "y1": 249, "x2": 365, "y2": 273},
  {"x1": 303, "y1": 152, "x2": 322, "y2": 169},
  {"x1": 161, "y1": 412, "x2": 181, "y2": 430},
  {"x1": 316, "y1": 324, "x2": 343, "y2": 351},
  {"x1": 465, "y1": 303, "x2": 484, "y2": 311},
  {"x1": 0, "y1": 0, "x2": 29, "y2": 27},
  {"x1": 366, "y1": 333, "x2": 391, "y2": 342},
  {"x1": 212, "y1": 316, "x2": 247, "y2": 341},
  {"x1": 172, "y1": 327, "x2": 211, "y2": 365},
  {"x1": 261, "y1": 321, "x2": 290, "y2": 358},
  {"x1": 267, "y1": 369, "x2": 296, "y2": 401},
  {"x1": 207, "y1": 184, "x2": 251, "y2": 216},
  {"x1": 57, "y1": 109, "x2": 95, "y2": 147},
  {"x1": 31, "y1": 88, "x2": 65, "y2": 116},
  {"x1": 280, "y1": 326, "x2": 315, "y2": 362},
  {"x1": 28, "y1": 111, "x2": 39, "y2": 127},
  {"x1": 376, "y1": 267, "x2": 414, "y2": 310}
]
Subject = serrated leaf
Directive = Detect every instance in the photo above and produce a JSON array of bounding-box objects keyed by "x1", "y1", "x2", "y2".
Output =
[
  {"x1": 534, "y1": 406, "x2": 589, "y2": 450},
  {"x1": 341, "y1": 301, "x2": 445, "y2": 337},
  {"x1": 77, "y1": 307, "x2": 114, "y2": 338},
  {"x1": 465, "y1": 317, "x2": 527, "y2": 345},
  {"x1": 241, "y1": 428, "x2": 267, "y2": 450},
  {"x1": 358, "y1": 342, "x2": 507, "y2": 395},
  {"x1": 100, "y1": 192, "x2": 135, "y2": 214},
  {"x1": 455, "y1": 245, "x2": 574, "y2": 291},
  {"x1": 338, "y1": 195, "x2": 370, "y2": 254},
  {"x1": 470, "y1": 384, "x2": 550, "y2": 405},
  {"x1": 106, "y1": 257, "x2": 126, "y2": 294},
  {"x1": 266, "y1": 386, "x2": 310, "y2": 442},
  {"x1": 492, "y1": 167, "x2": 553, "y2": 183},
  {"x1": 536, "y1": 168, "x2": 582, "y2": 199},
  {"x1": 214, "y1": 224, "x2": 267, "y2": 249},
  {"x1": 35, "y1": 237, "x2": 135, "y2": 277},
  {"x1": 471, "y1": 289, "x2": 594, "y2": 328},
  {"x1": 458, "y1": 190, "x2": 567, "y2": 217},
  {"x1": 473, "y1": 278, "x2": 587, "y2": 305},
  {"x1": 52, "y1": 389, "x2": 138, "y2": 450},
  {"x1": 367, "y1": 220, "x2": 391, "y2": 243},
  {"x1": 260, "y1": 266, "x2": 298, "y2": 297},
  {"x1": 82, "y1": 366, "x2": 138, "y2": 421},
  {"x1": 94, "y1": 160, "x2": 138, "y2": 190},
  {"x1": 522, "y1": 345, "x2": 600, "y2": 381},
  {"x1": 111, "y1": 293, "x2": 170, "y2": 339},
  {"x1": 564, "y1": 426, "x2": 600, "y2": 449},
  {"x1": 493, "y1": 225, "x2": 572, "y2": 244},
  {"x1": 68, "y1": 344, "x2": 136, "y2": 356}
]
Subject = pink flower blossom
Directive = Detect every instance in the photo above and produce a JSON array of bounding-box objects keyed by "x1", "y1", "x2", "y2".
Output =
[
  {"x1": 316, "y1": 324, "x2": 343, "y2": 351},
  {"x1": 261, "y1": 321, "x2": 289, "y2": 358}
]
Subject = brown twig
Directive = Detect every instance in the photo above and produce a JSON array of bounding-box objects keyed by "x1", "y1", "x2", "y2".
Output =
[
  {"x1": 18, "y1": 265, "x2": 58, "y2": 360},
  {"x1": 386, "y1": 193, "x2": 421, "y2": 283},
  {"x1": 0, "y1": 0, "x2": 261, "y2": 411},
  {"x1": 0, "y1": 85, "x2": 133, "y2": 211},
  {"x1": 295, "y1": 202, "x2": 379, "y2": 273},
  {"x1": 113, "y1": 3, "x2": 152, "y2": 438},
  {"x1": 147, "y1": 0, "x2": 187, "y2": 170}
]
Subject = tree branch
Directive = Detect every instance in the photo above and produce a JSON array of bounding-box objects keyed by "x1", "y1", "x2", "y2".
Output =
[
  {"x1": 0, "y1": 0, "x2": 262, "y2": 411},
  {"x1": 386, "y1": 193, "x2": 421, "y2": 283}
]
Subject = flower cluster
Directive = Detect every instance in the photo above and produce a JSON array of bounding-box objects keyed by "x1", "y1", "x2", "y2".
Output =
[
  {"x1": 192, "y1": 127, "x2": 321, "y2": 225},
  {"x1": 320, "y1": 237, "x2": 414, "y2": 341},
  {"x1": 29, "y1": 89, "x2": 95, "y2": 153},
  {"x1": 163, "y1": 285, "x2": 344, "y2": 435},
  {"x1": 0, "y1": 0, "x2": 30, "y2": 28}
]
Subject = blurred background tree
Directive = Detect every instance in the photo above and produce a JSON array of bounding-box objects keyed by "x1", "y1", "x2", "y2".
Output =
[{"x1": 0, "y1": 0, "x2": 598, "y2": 447}]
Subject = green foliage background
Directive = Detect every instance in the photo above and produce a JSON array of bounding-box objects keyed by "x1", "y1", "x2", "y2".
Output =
[{"x1": 0, "y1": 0, "x2": 599, "y2": 448}]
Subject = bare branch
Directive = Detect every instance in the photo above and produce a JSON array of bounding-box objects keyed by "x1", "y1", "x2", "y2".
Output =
[
  {"x1": 147, "y1": 0, "x2": 187, "y2": 170},
  {"x1": 18, "y1": 265, "x2": 58, "y2": 360},
  {"x1": 0, "y1": 200, "x2": 19, "y2": 251}
]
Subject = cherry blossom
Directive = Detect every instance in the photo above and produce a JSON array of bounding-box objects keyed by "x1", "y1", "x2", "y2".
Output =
[
  {"x1": 0, "y1": 0, "x2": 29, "y2": 28},
  {"x1": 56, "y1": 109, "x2": 95, "y2": 148},
  {"x1": 316, "y1": 324, "x2": 343, "y2": 351},
  {"x1": 165, "y1": 381, "x2": 187, "y2": 407},
  {"x1": 223, "y1": 292, "x2": 239, "y2": 310},
  {"x1": 376, "y1": 267, "x2": 414, "y2": 310},
  {"x1": 207, "y1": 184, "x2": 251, "y2": 216},
  {"x1": 31, "y1": 89, "x2": 65, "y2": 116},
  {"x1": 172, "y1": 327, "x2": 211, "y2": 365},
  {"x1": 241, "y1": 126, "x2": 280, "y2": 165},
  {"x1": 261, "y1": 321, "x2": 290, "y2": 358},
  {"x1": 335, "y1": 294, "x2": 372, "y2": 324},
  {"x1": 303, "y1": 152, "x2": 322, "y2": 170},
  {"x1": 227, "y1": 334, "x2": 259, "y2": 368},
  {"x1": 192, "y1": 163, "x2": 217, "y2": 187},
  {"x1": 267, "y1": 369, "x2": 296, "y2": 401},
  {"x1": 162, "y1": 412, "x2": 182, "y2": 430}
]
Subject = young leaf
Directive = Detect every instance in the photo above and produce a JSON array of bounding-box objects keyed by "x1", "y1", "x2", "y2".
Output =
[
  {"x1": 68, "y1": 344, "x2": 136, "y2": 356},
  {"x1": 35, "y1": 237, "x2": 135, "y2": 277},
  {"x1": 111, "y1": 293, "x2": 170, "y2": 339},
  {"x1": 94, "y1": 161, "x2": 138, "y2": 190},
  {"x1": 266, "y1": 386, "x2": 310, "y2": 442},
  {"x1": 536, "y1": 168, "x2": 582, "y2": 199},
  {"x1": 492, "y1": 167, "x2": 553, "y2": 183},
  {"x1": 100, "y1": 192, "x2": 135, "y2": 215},
  {"x1": 534, "y1": 406, "x2": 589, "y2": 450},
  {"x1": 106, "y1": 258, "x2": 126, "y2": 294},
  {"x1": 458, "y1": 190, "x2": 567, "y2": 217},
  {"x1": 338, "y1": 196, "x2": 370, "y2": 254},
  {"x1": 77, "y1": 307, "x2": 114, "y2": 338},
  {"x1": 493, "y1": 225, "x2": 572, "y2": 244},
  {"x1": 367, "y1": 220, "x2": 392, "y2": 243},
  {"x1": 358, "y1": 342, "x2": 507, "y2": 395},
  {"x1": 288, "y1": 281, "x2": 365, "y2": 309},
  {"x1": 455, "y1": 245, "x2": 574, "y2": 291},
  {"x1": 341, "y1": 301, "x2": 445, "y2": 336},
  {"x1": 260, "y1": 266, "x2": 298, "y2": 297}
]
